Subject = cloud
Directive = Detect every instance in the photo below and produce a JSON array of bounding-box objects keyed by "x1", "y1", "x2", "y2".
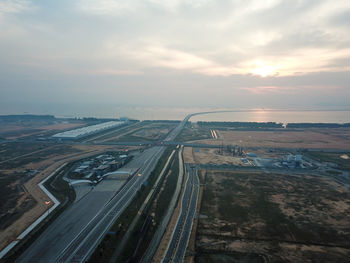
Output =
[
  {"x1": 241, "y1": 86, "x2": 285, "y2": 94},
  {"x1": 328, "y1": 9, "x2": 350, "y2": 29},
  {"x1": 238, "y1": 47, "x2": 350, "y2": 76},
  {"x1": 1, "y1": 0, "x2": 350, "y2": 112},
  {"x1": 76, "y1": 0, "x2": 217, "y2": 15},
  {"x1": 4, "y1": 0, "x2": 350, "y2": 77},
  {"x1": 241, "y1": 85, "x2": 341, "y2": 95},
  {"x1": 88, "y1": 69, "x2": 143, "y2": 76},
  {"x1": 76, "y1": 0, "x2": 132, "y2": 15},
  {"x1": 0, "y1": 0, "x2": 33, "y2": 16},
  {"x1": 131, "y1": 45, "x2": 238, "y2": 76},
  {"x1": 111, "y1": 41, "x2": 350, "y2": 77}
]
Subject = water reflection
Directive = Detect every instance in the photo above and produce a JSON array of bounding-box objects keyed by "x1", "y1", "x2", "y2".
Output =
[
  {"x1": 56, "y1": 106, "x2": 350, "y2": 123},
  {"x1": 189, "y1": 110, "x2": 350, "y2": 123}
]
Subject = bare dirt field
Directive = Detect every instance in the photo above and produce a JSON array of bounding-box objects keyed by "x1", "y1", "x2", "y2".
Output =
[
  {"x1": 183, "y1": 147, "x2": 247, "y2": 166},
  {"x1": 197, "y1": 170, "x2": 350, "y2": 262},
  {"x1": 120, "y1": 122, "x2": 176, "y2": 141},
  {"x1": 133, "y1": 127, "x2": 170, "y2": 140},
  {"x1": 100, "y1": 122, "x2": 176, "y2": 143},
  {"x1": 0, "y1": 121, "x2": 85, "y2": 140},
  {"x1": 178, "y1": 123, "x2": 211, "y2": 142},
  {"x1": 189, "y1": 128, "x2": 350, "y2": 150}
]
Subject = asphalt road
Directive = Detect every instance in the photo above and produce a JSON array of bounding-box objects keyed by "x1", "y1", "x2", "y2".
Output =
[
  {"x1": 15, "y1": 112, "x2": 196, "y2": 263},
  {"x1": 15, "y1": 146, "x2": 164, "y2": 263},
  {"x1": 173, "y1": 166, "x2": 199, "y2": 262},
  {"x1": 162, "y1": 165, "x2": 199, "y2": 262},
  {"x1": 140, "y1": 147, "x2": 185, "y2": 263},
  {"x1": 15, "y1": 111, "x2": 213, "y2": 263},
  {"x1": 58, "y1": 147, "x2": 165, "y2": 263},
  {"x1": 163, "y1": 165, "x2": 192, "y2": 262}
]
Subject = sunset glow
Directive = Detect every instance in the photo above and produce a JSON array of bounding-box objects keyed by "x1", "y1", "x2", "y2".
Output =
[
  {"x1": 0, "y1": 0, "x2": 349, "y2": 112},
  {"x1": 250, "y1": 61, "x2": 277, "y2": 77}
]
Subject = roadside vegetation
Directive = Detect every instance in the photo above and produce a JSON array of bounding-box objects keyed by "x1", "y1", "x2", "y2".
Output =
[{"x1": 88, "y1": 146, "x2": 179, "y2": 263}]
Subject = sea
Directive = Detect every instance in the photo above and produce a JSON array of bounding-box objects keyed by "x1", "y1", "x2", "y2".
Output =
[{"x1": 57, "y1": 107, "x2": 350, "y2": 124}]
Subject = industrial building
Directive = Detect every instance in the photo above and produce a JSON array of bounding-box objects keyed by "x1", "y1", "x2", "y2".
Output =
[
  {"x1": 282, "y1": 154, "x2": 303, "y2": 168},
  {"x1": 52, "y1": 121, "x2": 125, "y2": 139},
  {"x1": 71, "y1": 153, "x2": 131, "y2": 182}
]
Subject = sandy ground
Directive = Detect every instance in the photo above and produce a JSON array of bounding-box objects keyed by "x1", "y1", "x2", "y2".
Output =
[
  {"x1": 192, "y1": 128, "x2": 350, "y2": 149},
  {"x1": 0, "y1": 144, "x2": 124, "y2": 250}
]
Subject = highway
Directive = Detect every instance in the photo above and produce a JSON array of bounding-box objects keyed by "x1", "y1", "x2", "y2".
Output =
[
  {"x1": 108, "y1": 149, "x2": 177, "y2": 262},
  {"x1": 173, "y1": 166, "x2": 199, "y2": 262},
  {"x1": 162, "y1": 164, "x2": 199, "y2": 262},
  {"x1": 7, "y1": 110, "x2": 350, "y2": 262},
  {"x1": 140, "y1": 147, "x2": 185, "y2": 263},
  {"x1": 15, "y1": 113, "x2": 194, "y2": 263},
  {"x1": 56, "y1": 147, "x2": 164, "y2": 263},
  {"x1": 15, "y1": 146, "x2": 164, "y2": 263}
]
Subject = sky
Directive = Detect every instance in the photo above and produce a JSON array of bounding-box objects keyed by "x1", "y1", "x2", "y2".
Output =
[{"x1": 0, "y1": 0, "x2": 350, "y2": 116}]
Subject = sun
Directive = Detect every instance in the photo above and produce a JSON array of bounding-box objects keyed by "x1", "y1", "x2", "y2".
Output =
[{"x1": 251, "y1": 60, "x2": 277, "y2": 77}]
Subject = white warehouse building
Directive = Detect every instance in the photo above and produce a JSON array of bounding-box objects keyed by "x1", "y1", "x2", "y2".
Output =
[{"x1": 52, "y1": 121, "x2": 125, "y2": 139}]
